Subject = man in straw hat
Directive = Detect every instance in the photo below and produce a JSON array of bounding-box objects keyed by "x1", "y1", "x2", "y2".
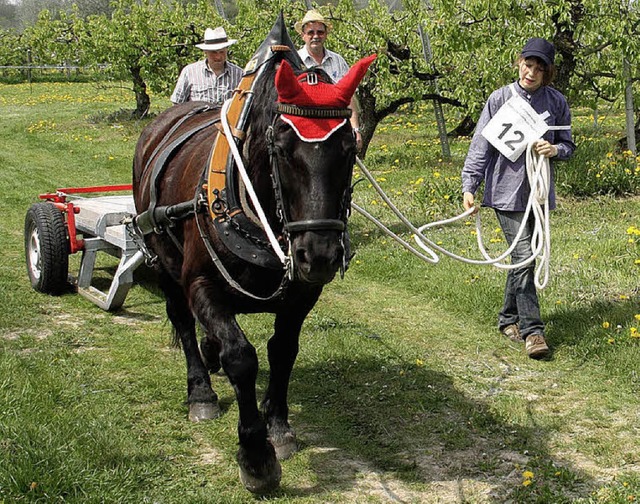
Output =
[
  {"x1": 295, "y1": 9, "x2": 364, "y2": 151},
  {"x1": 171, "y1": 26, "x2": 243, "y2": 106}
]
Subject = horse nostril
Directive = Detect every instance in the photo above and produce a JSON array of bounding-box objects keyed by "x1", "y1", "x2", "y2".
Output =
[{"x1": 295, "y1": 247, "x2": 309, "y2": 265}]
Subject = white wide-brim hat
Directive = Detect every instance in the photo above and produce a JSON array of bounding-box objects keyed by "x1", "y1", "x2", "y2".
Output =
[{"x1": 196, "y1": 27, "x2": 237, "y2": 51}]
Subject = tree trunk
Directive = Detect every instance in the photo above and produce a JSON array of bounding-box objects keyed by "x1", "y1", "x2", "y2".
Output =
[
  {"x1": 448, "y1": 115, "x2": 475, "y2": 138},
  {"x1": 357, "y1": 85, "x2": 378, "y2": 160},
  {"x1": 551, "y1": 1, "x2": 583, "y2": 98},
  {"x1": 130, "y1": 65, "x2": 150, "y2": 119}
]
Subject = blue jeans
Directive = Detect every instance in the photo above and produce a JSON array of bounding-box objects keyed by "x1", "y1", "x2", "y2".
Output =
[{"x1": 495, "y1": 210, "x2": 544, "y2": 338}]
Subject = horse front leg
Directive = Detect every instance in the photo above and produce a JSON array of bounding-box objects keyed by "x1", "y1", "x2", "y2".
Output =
[
  {"x1": 262, "y1": 295, "x2": 317, "y2": 460},
  {"x1": 192, "y1": 296, "x2": 280, "y2": 494},
  {"x1": 162, "y1": 274, "x2": 220, "y2": 422}
]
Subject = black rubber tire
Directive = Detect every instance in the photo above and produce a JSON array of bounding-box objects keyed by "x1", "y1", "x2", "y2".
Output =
[{"x1": 24, "y1": 202, "x2": 70, "y2": 295}]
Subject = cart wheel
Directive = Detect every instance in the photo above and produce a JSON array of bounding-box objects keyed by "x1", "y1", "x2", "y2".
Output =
[{"x1": 24, "y1": 202, "x2": 70, "y2": 295}]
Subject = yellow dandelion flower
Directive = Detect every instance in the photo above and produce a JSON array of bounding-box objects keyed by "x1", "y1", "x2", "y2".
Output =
[
  {"x1": 433, "y1": 172, "x2": 441, "y2": 178},
  {"x1": 416, "y1": 358, "x2": 424, "y2": 367},
  {"x1": 635, "y1": 314, "x2": 640, "y2": 321},
  {"x1": 602, "y1": 321, "x2": 610, "y2": 329},
  {"x1": 522, "y1": 480, "x2": 532, "y2": 487},
  {"x1": 523, "y1": 471, "x2": 534, "y2": 479},
  {"x1": 630, "y1": 327, "x2": 639, "y2": 338}
]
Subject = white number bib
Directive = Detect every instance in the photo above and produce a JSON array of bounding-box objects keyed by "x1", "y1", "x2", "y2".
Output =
[{"x1": 481, "y1": 85, "x2": 550, "y2": 162}]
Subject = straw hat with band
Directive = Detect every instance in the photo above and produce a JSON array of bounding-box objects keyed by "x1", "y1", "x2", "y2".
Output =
[{"x1": 294, "y1": 10, "x2": 333, "y2": 35}]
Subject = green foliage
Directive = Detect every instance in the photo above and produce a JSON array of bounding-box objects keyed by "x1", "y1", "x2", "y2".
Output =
[
  {"x1": 81, "y1": 0, "x2": 220, "y2": 91},
  {"x1": 2, "y1": 0, "x2": 640, "y2": 149},
  {"x1": 22, "y1": 8, "x2": 85, "y2": 66},
  {"x1": 558, "y1": 110, "x2": 640, "y2": 197},
  {"x1": 0, "y1": 29, "x2": 22, "y2": 66}
]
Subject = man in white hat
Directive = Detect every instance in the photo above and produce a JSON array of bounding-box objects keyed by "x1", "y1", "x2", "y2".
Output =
[
  {"x1": 295, "y1": 10, "x2": 363, "y2": 151},
  {"x1": 171, "y1": 26, "x2": 243, "y2": 106}
]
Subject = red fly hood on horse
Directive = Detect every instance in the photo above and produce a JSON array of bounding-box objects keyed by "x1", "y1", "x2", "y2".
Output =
[{"x1": 275, "y1": 54, "x2": 376, "y2": 141}]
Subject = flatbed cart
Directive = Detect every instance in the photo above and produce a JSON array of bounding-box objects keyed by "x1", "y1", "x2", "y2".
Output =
[{"x1": 24, "y1": 184, "x2": 145, "y2": 311}]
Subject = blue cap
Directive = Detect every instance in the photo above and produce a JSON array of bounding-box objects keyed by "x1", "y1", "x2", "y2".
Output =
[{"x1": 521, "y1": 38, "x2": 555, "y2": 66}]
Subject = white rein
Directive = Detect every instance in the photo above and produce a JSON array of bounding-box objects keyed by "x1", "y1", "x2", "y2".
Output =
[{"x1": 220, "y1": 98, "x2": 288, "y2": 265}]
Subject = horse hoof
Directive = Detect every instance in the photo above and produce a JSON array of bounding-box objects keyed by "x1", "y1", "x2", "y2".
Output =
[
  {"x1": 188, "y1": 401, "x2": 221, "y2": 422},
  {"x1": 269, "y1": 431, "x2": 298, "y2": 460},
  {"x1": 239, "y1": 460, "x2": 281, "y2": 494}
]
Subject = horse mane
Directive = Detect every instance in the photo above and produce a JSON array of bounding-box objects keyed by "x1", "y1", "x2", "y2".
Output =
[
  {"x1": 245, "y1": 52, "x2": 313, "y2": 178},
  {"x1": 245, "y1": 58, "x2": 278, "y2": 177}
]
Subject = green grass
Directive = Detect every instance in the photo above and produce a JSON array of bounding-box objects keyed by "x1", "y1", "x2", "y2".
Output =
[{"x1": 1, "y1": 82, "x2": 639, "y2": 503}]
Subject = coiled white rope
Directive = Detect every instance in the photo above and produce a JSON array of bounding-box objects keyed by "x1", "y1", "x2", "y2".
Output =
[{"x1": 352, "y1": 142, "x2": 552, "y2": 289}]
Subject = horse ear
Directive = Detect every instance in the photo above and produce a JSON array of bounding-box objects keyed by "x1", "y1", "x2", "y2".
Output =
[
  {"x1": 275, "y1": 59, "x2": 303, "y2": 102},
  {"x1": 334, "y1": 54, "x2": 377, "y2": 102}
]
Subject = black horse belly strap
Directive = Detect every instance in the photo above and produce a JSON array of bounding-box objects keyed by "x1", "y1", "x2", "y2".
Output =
[{"x1": 135, "y1": 107, "x2": 219, "y2": 235}]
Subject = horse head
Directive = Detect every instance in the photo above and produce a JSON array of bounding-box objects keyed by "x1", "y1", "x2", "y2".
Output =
[{"x1": 270, "y1": 55, "x2": 376, "y2": 284}]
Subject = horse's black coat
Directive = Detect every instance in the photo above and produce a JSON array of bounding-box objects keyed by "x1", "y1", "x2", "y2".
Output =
[{"x1": 132, "y1": 14, "x2": 358, "y2": 493}]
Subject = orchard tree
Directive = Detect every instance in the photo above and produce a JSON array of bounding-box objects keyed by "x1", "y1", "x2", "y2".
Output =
[
  {"x1": 569, "y1": 0, "x2": 640, "y2": 148},
  {"x1": 11, "y1": 0, "x2": 639, "y2": 152},
  {"x1": 80, "y1": 0, "x2": 221, "y2": 117},
  {"x1": 0, "y1": 30, "x2": 23, "y2": 66},
  {"x1": 427, "y1": 0, "x2": 640, "y2": 149},
  {"x1": 22, "y1": 8, "x2": 85, "y2": 67}
]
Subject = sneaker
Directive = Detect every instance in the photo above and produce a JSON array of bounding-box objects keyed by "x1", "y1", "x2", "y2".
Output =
[
  {"x1": 525, "y1": 334, "x2": 550, "y2": 359},
  {"x1": 501, "y1": 324, "x2": 522, "y2": 343}
]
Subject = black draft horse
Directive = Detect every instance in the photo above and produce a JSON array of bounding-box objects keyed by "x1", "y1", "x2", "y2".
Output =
[{"x1": 132, "y1": 15, "x2": 375, "y2": 493}]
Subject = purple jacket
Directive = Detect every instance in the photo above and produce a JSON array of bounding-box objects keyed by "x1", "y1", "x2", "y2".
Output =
[{"x1": 461, "y1": 81, "x2": 576, "y2": 211}]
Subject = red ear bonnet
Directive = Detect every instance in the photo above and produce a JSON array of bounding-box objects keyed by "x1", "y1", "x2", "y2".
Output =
[{"x1": 275, "y1": 54, "x2": 376, "y2": 141}]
